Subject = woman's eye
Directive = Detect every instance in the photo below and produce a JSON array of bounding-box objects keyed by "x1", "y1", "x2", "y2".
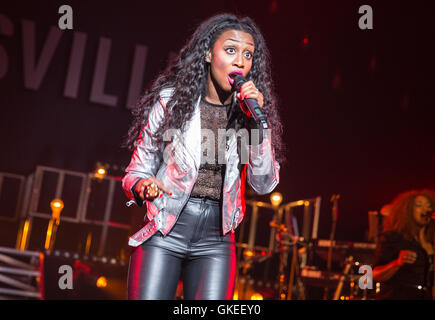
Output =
[
  {"x1": 415, "y1": 202, "x2": 431, "y2": 209},
  {"x1": 244, "y1": 51, "x2": 253, "y2": 59},
  {"x1": 226, "y1": 48, "x2": 236, "y2": 54}
]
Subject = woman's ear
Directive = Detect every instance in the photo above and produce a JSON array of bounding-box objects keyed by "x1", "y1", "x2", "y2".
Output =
[{"x1": 205, "y1": 50, "x2": 211, "y2": 63}]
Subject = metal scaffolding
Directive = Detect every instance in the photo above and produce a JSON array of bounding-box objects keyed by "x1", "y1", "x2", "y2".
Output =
[
  {"x1": 11, "y1": 166, "x2": 132, "y2": 257},
  {"x1": 235, "y1": 196, "x2": 322, "y2": 300},
  {"x1": 0, "y1": 246, "x2": 43, "y2": 299}
]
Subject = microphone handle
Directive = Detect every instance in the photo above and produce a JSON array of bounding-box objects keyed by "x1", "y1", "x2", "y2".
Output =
[{"x1": 244, "y1": 98, "x2": 268, "y2": 128}]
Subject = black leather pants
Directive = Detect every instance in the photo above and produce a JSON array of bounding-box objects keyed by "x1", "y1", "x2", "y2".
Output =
[{"x1": 127, "y1": 197, "x2": 236, "y2": 300}]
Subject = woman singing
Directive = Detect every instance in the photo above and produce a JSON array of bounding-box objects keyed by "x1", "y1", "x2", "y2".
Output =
[
  {"x1": 373, "y1": 189, "x2": 435, "y2": 299},
  {"x1": 122, "y1": 13, "x2": 284, "y2": 300}
]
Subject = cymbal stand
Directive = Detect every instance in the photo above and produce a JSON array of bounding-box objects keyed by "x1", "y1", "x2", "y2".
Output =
[
  {"x1": 237, "y1": 249, "x2": 273, "y2": 300},
  {"x1": 332, "y1": 256, "x2": 354, "y2": 300},
  {"x1": 270, "y1": 221, "x2": 306, "y2": 300},
  {"x1": 323, "y1": 194, "x2": 340, "y2": 300},
  {"x1": 275, "y1": 223, "x2": 287, "y2": 299},
  {"x1": 286, "y1": 238, "x2": 307, "y2": 300}
]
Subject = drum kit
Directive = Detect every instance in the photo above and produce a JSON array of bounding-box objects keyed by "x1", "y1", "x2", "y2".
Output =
[{"x1": 237, "y1": 194, "x2": 377, "y2": 300}]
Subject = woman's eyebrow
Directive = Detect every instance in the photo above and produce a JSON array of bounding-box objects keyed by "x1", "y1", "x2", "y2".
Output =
[{"x1": 225, "y1": 38, "x2": 255, "y2": 47}]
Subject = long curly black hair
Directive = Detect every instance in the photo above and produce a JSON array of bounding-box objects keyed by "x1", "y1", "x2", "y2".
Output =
[{"x1": 123, "y1": 13, "x2": 285, "y2": 163}]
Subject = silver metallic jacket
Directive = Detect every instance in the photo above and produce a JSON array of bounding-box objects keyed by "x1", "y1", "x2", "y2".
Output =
[{"x1": 123, "y1": 88, "x2": 280, "y2": 247}]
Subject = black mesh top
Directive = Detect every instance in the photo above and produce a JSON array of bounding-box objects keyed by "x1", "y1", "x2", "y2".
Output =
[{"x1": 190, "y1": 98, "x2": 229, "y2": 201}]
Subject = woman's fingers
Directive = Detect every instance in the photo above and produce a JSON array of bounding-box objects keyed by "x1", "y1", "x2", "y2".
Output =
[
  {"x1": 136, "y1": 177, "x2": 173, "y2": 200},
  {"x1": 237, "y1": 81, "x2": 264, "y2": 108},
  {"x1": 136, "y1": 179, "x2": 148, "y2": 200},
  {"x1": 406, "y1": 251, "x2": 417, "y2": 263},
  {"x1": 398, "y1": 250, "x2": 417, "y2": 265},
  {"x1": 153, "y1": 179, "x2": 173, "y2": 196},
  {"x1": 145, "y1": 177, "x2": 171, "y2": 195}
]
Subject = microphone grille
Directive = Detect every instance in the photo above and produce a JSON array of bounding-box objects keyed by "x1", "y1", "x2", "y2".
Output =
[{"x1": 232, "y1": 75, "x2": 246, "y2": 91}]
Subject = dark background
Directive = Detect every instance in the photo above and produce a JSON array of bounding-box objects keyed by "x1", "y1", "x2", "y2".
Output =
[{"x1": 1, "y1": 0, "x2": 434, "y2": 246}]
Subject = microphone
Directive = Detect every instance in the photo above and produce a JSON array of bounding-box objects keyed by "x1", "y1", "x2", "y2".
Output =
[
  {"x1": 423, "y1": 212, "x2": 435, "y2": 219},
  {"x1": 232, "y1": 75, "x2": 268, "y2": 129}
]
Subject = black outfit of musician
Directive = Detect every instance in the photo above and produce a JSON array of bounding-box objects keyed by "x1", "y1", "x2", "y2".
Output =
[{"x1": 373, "y1": 231, "x2": 434, "y2": 300}]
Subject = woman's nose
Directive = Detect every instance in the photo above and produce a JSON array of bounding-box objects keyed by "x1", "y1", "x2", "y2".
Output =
[{"x1": 233, "y1": 53, "x2": 244, "y2": 68}]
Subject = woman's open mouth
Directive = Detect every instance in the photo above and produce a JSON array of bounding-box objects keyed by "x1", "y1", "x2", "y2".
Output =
[{"x1": 227, "y1": 71, "x2": 243, "y2": 86}]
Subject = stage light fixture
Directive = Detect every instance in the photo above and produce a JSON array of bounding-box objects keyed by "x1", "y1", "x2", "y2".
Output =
[
  {"x1": 270, "y1": 192, "x2": 283, "y2": 207},
  {"x1": 250, "y1": 292, "x2": 264, "y2": 300},
  {"x1": 94, "y1": 162, "x2": 108, "y2": 179},
  {"x1": 243, "y1": 249, "x2": 255, "y2": 258},
  {"x1": 45, "y1": 199, "x2": 64, "y2": 250},
  {"x1": 94, "y1": 168, "x2": 106, "y2": 179},
  {"x1": 50, "y1": 199, "x2": 64, "y2": 220},
  {"x1": 96, "y1": 276, "x2": 108, "y2": 288},
  {"x1": 233, "y1": 290, "x2": 239, "y2": 300}
]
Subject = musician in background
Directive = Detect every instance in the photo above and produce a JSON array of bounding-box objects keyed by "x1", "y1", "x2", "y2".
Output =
[{"x1": 373, "y1": 189, "x2": 435, "y2": 299}]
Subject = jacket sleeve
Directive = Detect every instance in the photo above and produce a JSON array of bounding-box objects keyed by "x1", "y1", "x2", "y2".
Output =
[
  {"x1": 246, "y1": 125, "x2": 280, "y2": 195},
  {"x1": 122, "y1": 97, "x2": 167, "y2": 206}
]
